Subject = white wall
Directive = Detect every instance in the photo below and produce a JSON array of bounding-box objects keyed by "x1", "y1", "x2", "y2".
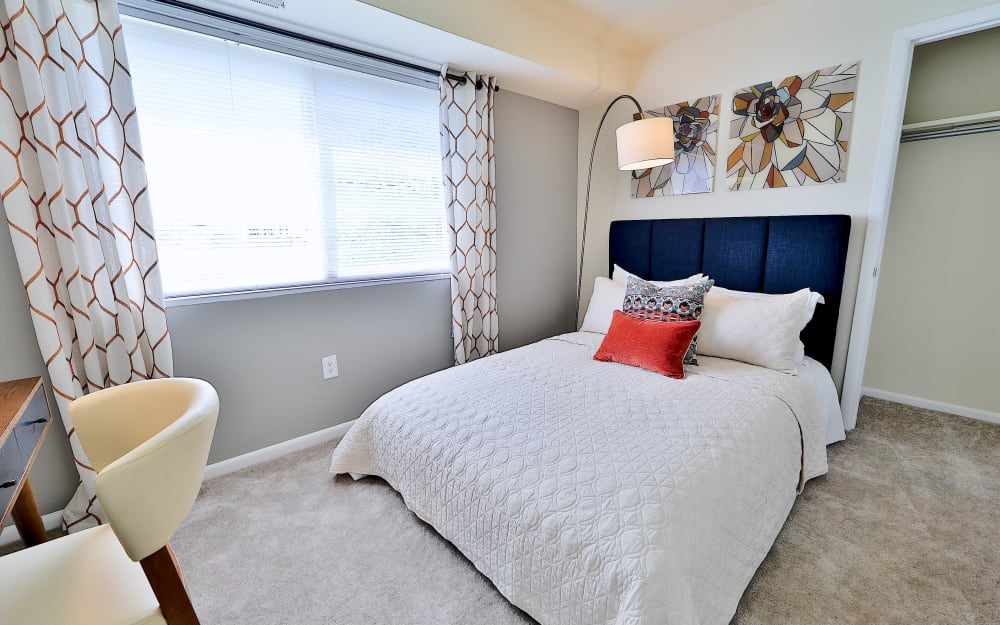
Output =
[
  {"x1": 353, "y1": 0, "x2": 638, "y2": 98},
  {"x1": 576, "y1": 0, "x2": 1000, "y2": 391},
  {"x1": 863, "y1": 28, "x2": 1000, "y2": 415}
]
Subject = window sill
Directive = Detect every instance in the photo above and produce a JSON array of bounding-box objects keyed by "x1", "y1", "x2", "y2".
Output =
[{"x1": 164, "y1": 273, "x2": 451, "y2": 308}]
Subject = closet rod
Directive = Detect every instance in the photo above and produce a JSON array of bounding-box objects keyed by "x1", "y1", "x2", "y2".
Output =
[
  {"x1": 900, "y1": 124, "x2": 1000, "y2": 143},
  {"x1": 900, "y1": 111, "x2": 1000, "y2": 143}
]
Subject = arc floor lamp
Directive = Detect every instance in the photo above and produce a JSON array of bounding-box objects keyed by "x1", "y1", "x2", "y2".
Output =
[{"x1": 576, "y1": 95, "x2": 675, "y2": 325}]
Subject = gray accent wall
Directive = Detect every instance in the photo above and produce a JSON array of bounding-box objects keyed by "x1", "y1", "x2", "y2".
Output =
[
  {"x1": 1, "y1": 88, "x2": 578, "y2": 516},
  {"x1": 864, "y1": 132, "x2": 1000, "y2": 414},
  {"x1": 168, "y1": 279, "x2": 455, "y2": 462},
  {"x1": 495, "y1": 89, "x2": 578, "y2": 351},
  {"x1": 0, "y1": 211, "x2": 79, "y2": 516},
  {"x1": 903, "y1": 27, "x2": 1000, "y2": 125}
]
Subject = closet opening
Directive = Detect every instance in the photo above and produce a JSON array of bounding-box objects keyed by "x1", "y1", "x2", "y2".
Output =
[
  {"x1": 862, "y1": 26, "x2": 1000, "y2": 425},
  {"x1": 839, "y1": 4, "x2": 1000, "y2": 429}
]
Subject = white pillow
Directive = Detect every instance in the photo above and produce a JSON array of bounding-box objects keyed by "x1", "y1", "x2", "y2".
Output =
[
  {"x1": 612, "y1": 264, "x2": 704, "y2": 287},
  {"x1": 580, "y1": 277, "x2": 625, "y2": 334},
  {"x1": 580, "y1": 273, "x2": 704, "y2": 334},
  {"x1": 708, "y1": 286, "x2": 824, "y2": 364},
  {"x1": 697, "y1": 287, "x2": 815, "y2": 373}
]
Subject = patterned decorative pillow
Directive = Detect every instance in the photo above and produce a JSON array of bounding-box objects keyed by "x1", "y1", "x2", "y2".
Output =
[{"x1": 622, "y1": 275, "x2": 713, "y2": 364}]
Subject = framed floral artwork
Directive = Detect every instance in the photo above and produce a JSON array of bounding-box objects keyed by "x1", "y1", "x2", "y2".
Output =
[
  {"x1": 726, "y1": 62, "x2": 859, "y2": 190},
  {"x1": 631, "y1": 94, "x2": 720, "y2": 197}
]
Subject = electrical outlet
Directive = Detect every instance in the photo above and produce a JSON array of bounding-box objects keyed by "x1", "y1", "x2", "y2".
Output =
[{"x1": 321, "y1": 355, "x2": 339, "y2": 380}]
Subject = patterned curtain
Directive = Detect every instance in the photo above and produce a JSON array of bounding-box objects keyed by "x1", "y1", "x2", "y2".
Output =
[
  {"x1": 440, "y1": 71, "x2": 498, "y2": 365},
  {"x1": 0, "y1": 0, "x2": 172, "y2": 531}
]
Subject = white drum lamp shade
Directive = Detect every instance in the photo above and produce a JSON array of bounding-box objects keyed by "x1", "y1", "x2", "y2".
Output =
[
  {"x1": 576, "y1": 94, "x2": 678, "y2": 328},
  {"x1": 616, "y1": 116, "x2": 675, "y2": 171}
]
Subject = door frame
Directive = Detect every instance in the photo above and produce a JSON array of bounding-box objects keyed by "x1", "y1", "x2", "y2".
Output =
[{"x1": 840, "y1": 3, "x2": 1000, "y2": 429}]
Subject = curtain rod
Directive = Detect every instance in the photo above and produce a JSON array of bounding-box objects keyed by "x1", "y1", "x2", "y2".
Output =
[{"x1": 139, "y1": 0, "x2": 488, "y2": 87}]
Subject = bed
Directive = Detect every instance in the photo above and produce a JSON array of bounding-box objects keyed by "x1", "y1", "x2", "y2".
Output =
[{"x1": 330, "y1": 215, "x2": 852, "y2": 625}]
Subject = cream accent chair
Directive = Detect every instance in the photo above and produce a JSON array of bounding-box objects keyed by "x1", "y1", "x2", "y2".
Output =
[{"x1": 0, "y1": 378, "x2": 219, "y2": 625}]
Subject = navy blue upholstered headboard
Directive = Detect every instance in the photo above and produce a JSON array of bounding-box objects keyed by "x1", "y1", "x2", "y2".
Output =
[{"x1": 609, "y1": 215, "x2": 851, "y2": 369}]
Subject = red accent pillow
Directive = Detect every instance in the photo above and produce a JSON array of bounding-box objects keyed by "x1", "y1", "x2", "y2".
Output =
[{"x1": 593, "y1": 311, "x2": 701, "y2": 379}]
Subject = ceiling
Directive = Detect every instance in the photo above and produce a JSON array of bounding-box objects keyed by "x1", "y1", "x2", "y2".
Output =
[{"x1": 518, "y1": 0, "x2": 784, "y2": 53}]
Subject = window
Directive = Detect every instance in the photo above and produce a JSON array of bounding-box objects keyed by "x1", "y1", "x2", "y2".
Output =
[{"x1": 121, "y1": 12, "x2": 448, "y2": 299}]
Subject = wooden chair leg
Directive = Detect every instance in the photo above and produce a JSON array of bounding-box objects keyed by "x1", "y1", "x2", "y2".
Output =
[
  {"x1": 11, "y1": 477, "x2": 48, "y2": 547},
  {"x1": 140, "y1": 544, "x2": 201, "y2": 625}
]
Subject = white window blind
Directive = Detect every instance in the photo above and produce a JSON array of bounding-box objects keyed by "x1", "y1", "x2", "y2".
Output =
[{"x1": 121, "y1": 15, "x2": 448, "y2": 298}]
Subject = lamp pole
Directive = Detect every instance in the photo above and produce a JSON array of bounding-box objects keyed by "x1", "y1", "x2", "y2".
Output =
[{"x1": 576, "y1": 94, "x2": 645, "y2": 327}]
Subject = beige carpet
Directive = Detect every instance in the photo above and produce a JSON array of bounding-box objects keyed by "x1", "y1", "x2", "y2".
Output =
[
  {"x1": 169, "y1": 396, "x2": 999, "y2": 625},
  {"x1": 731, "y1": 398, "x2": 999, "y2": 625},
  {"x1": 12, "y1": 397, "x2": 998, "y2": 623}
]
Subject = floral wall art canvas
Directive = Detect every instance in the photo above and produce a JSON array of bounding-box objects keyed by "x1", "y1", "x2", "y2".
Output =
[
  {"x1": 726, "y1": 62, "x2": 858, "y2": 190},
  {"x1": 631, "y1": 94, "x2": 720, "y2": 197}
]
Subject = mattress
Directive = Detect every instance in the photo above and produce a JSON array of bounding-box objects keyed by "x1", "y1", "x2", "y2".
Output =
[{"x1": 330, "y1": 332, "x2": 827, "y2": 625}]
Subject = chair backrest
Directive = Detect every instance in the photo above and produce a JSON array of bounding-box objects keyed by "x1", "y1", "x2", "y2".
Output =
[{"x1": 69, "y1": 378, "x2": 219, "y2": 562}]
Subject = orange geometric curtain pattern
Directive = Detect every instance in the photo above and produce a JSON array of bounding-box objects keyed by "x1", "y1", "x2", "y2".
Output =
[
  {"x1": 0, "y1": 0, "x2": 172, "y2": 531},
  {"x1": 440, "y1": 71, "x2": 498, "y2": 365}
]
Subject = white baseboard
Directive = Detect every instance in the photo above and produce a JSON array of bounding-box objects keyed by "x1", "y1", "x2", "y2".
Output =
[
  {"x1": 203, "y1": 419, "x2": 356, "y2": 480},
  {"x1": 862, "y1": 387, "x2": 1000, "y2": 426},
  {"x1": 1, "y1": 421, "x2": 356, "y2": 548},
  {"x1": 0, "y1": 510, "x2": 64, "y2": 547}
]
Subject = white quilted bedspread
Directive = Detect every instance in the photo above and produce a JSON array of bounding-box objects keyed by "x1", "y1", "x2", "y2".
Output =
[{"x1": 330, "y1": 332, "x2": 827, "y2": 625}]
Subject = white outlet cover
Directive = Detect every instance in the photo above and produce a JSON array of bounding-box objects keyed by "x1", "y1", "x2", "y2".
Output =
[{"x1": 322, "y1": 355, "x2": 339, "y2": 380}]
